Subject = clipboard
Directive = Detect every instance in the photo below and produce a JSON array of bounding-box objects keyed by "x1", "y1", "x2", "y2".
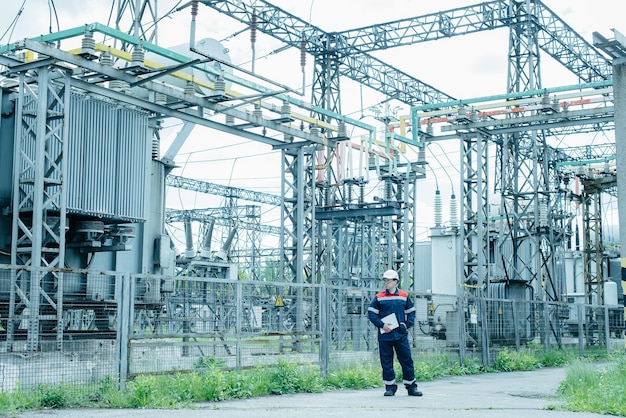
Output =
[{"x1": 380, "y1": 313, "x2": 399, "y2": 333}]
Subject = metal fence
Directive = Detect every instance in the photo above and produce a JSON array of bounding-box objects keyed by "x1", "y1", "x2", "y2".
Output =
[{"x1": 0, "y1": 264, "x2": 623, "y2": 393}]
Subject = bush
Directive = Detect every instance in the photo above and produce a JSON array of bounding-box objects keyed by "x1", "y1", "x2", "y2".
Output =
[
  {"x1": 493, "y1": 346, "x2": 579, "y2": 371},
  {"x1": 36, "y1": 383, "x2": 89, "y2": 410},
  {"x1": 0, "y1": 386, "x2": 38, "y2": 413},
  {"x1": 534, "y1": 347, "x2": 575, "y2": 368},
  {"x1": 267, "y1": 359, "x2": 323, "y2": 395},
  {"x1": 325, "y1": 362, "x2": 380, "y2": 389},
  {"x1": 413, "y1": 352, "x2": 481, "y2": 380},
  {"x1": 494, "y1": 348, "x2": 540, "y2": 372}
]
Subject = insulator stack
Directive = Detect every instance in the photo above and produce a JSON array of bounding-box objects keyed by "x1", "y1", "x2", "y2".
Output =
[
  {"x1": 154, "y1": 93, "x2": 166, "y2": 105},
  {"x1": 214, "y1": 75, "x2": 226, "y2": 95},
  {"x1": 184, "y1": 81, "x2": 195, "y2": 95},
  {"x1": 108, "y1": 79, "x2": 120, "y2": 90},
  {"x1": 281, "y1": 101, "x2": 291, "y2": 119},
  {"x1": 358, "y1": 182, "x2": 365, "y2": 206},
  {"x1": 131, "y1": 44, "x2": 145, "y2": 68},
  {"x1": 190, "y1": 0, "x2": 199, "y2": 49},
  {"x1": 100, "y1": 51, "x2": 115, "y2": 89},
  {"x1": 337, "y1": 121, "x2": 347, "y2": 138},
  {"x1": 200, "y1": 219, "x2": 214, "y2": 258},
  {"x1": 300, "y1": 38, "x2": 306, "y2": 67},
  {"x1": 100, "y1": 52, "x2": 112, "y2": 66},
  {"x1": 384, "y1": 176, "x2": 393, "y2": 202},
  {"x1": 539, "y1": 199, "x2": 548, "y2": 227},
  {"x1": 250, "y1": 9, "x2": 257, "y2": 72},
  {"x1": 250, "y1": 10, "x2": 257, "y2": 44},
  {"x1": 324, "y1": 183, "x2": 333, "y2": 207},
  {"x1": 225, "y1": 114, "x2": 235, "y2": 125},
  {"x1": 449, "y1": 193, "x2": 458, "y2": 228},
  {"x1": 151, "y1": 134, "x2": 160, "y2": 160},
  {"x1": 300, "y1": 38, "x2": 307, "y2": 92},
  {"x1": 310, "y1": 125, "x2": 320, "y2": 136},
  {"x1": 434, "y1": 189, "x2": 442, "y2": 227},
  {"x1": 109, "y1": 79, "x2": 129, "y2": 93},
  {"x1": 253, "y1": 104, "x2": 262, "y2": 118},
  {"x1": 184, "y1": 219, "x2": 195, "y2": 258},
  {"x1": 418, "y1": 148, "x2": 426, "y2": 163},
  {"x1": 345, "y1": 182, "x2": 353, "y2": 203},
  {"x1": 81, "y1": 31, "x2": 96, "y2": 57}
]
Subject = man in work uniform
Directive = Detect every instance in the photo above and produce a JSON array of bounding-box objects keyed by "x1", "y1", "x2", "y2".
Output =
[{"x1": 367, "y1": 269, "x2": 422, "y2": 397}]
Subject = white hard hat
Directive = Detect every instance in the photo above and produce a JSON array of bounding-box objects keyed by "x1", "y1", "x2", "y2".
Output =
[{"x1": 382, "y1": 269, "x2": 398, "y2": 280}]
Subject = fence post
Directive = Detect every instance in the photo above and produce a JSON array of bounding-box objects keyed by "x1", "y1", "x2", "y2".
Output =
[
  {"x1": 512, "y1": 299, "x2": 520, "y2": 352},
  {"x1": 319, "y1": 284, "x2": 329, "y2": 377},
  {"x1": 236, "y1": 282, "x2": 243, "y2": 369},
  {"x1": 480, "y1": 297, "x2": 490, "y2": 366},
  {"x1": 604, "y1": 305, "x2": 610, "y2": 354},
  {"x1": 116, "y1": 273, "x2": 133, "y2": 391},
  {"x1": 543, "y1": 301, "x2": 550, "y2": 351},
  {"x1": 577, "y1": 304, "x2": 584, "y2": 357},
  {"x1": 457, "y1": 296, "x2": 466, "y2": 366}
]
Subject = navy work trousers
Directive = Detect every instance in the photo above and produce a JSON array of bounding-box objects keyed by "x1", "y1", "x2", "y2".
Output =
[{"x1": 379, "y1": 335, "x2": 415, "y2": 392}]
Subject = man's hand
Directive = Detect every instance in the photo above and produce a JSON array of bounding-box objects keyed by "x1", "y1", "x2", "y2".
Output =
[{"x1": 382, "y1": 323, "x2": 392, "y2": 333}]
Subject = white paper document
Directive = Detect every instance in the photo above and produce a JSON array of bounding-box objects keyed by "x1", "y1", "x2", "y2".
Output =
[{"x1": 380, "y1": 313, "x2": 399, "y2": 333}]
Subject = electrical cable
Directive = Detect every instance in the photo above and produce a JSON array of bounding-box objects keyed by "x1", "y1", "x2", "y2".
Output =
[
  {"x1": 427, "y1": 141, "x2": 458, "y2": 194},
  {"x1": 181, "y1": 149, "x2": 276, "y2": 164},
  {"x1": 428, "y1": 164, "x2": 440, "y2": 192},
  {"x1": 104, "y1": 0, "x2": 115, "y2": 44},
  {"x1": 166, "y1": 223, "x2": 188, "y2": 247},
  {"x1": 1, "y1": 0, "x2": 27, "y2": 45},
  {"x1": 174, "y1": 151, "x2": 195, "y2": 212},
  {"x1": 142, "y1": 0, "x2": 184, "y2": 37},
  {"x1": 48, "y1": 0, "x2": 60, "y2": 32},
  {"x1": 48, "y1": 0, "x2": 60, "y2": 47},
  {"x1": 308, "y1": 0, "x2": 315, "y2": 25}
]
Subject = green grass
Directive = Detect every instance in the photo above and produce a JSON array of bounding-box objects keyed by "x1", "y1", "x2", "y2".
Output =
[
  {"x1": 0, "y1": 349, "x2": 623, "y2": 416},
  {"x1": 557, "y1": 353, "x2": 626, "y2": 416},
  {"x1": 492, "y1": 346, "x2": 576, "y2": 372}
]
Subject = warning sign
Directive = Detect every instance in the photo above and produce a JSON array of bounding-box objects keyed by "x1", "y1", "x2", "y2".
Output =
[{"x1": 275, "y1": 294, "x2": 285, "y2": 307}]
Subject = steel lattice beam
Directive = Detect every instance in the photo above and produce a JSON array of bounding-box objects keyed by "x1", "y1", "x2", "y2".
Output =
[
  {"x1": 9, "y1": 68, "x2": 70, "y2": 351},
  {"x1": 200, "y1": 0, "x2": 456, "y2": 106},
  {"x1": 166, "y1": 175, "x2": 282, "y2": 206}
]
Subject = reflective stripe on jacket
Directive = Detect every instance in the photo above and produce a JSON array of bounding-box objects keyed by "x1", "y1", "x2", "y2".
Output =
[{"x1": 368, "y1": 288, "x2": 416, "y2": 341}]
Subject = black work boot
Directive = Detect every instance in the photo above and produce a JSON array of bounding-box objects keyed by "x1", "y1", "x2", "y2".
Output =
[
  {"x1": 407, "y1": 386, "x2": 423, "y2": 396},
  {"x1": 384, "y1": 385, "x2": 397, "y2": 396}
]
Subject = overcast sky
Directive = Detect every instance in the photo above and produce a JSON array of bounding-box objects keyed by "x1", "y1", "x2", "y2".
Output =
[{"x1": 2, "y1": 0, "x2": 622, "y2": 247}]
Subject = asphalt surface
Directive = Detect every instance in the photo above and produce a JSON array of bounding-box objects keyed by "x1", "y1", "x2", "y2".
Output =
[{"x1": 17, "y1": 366, "x2": 610, "y2": 418}]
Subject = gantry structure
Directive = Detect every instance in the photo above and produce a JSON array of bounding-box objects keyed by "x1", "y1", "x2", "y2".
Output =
[
  {"x1": 2, "y1": 1, "x2": 621, "y2": 353},
  {"x1": 163, "y1": 0, "x2": 618, "y2": 300},
  {"x1": 198, "y1": 0, "x2": 616, "y2": 304}
]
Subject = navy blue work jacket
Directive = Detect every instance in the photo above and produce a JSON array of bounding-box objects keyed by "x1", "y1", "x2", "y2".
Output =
[{"x1": 368, "y1": 288, "x2": 416, "y2": 341}]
